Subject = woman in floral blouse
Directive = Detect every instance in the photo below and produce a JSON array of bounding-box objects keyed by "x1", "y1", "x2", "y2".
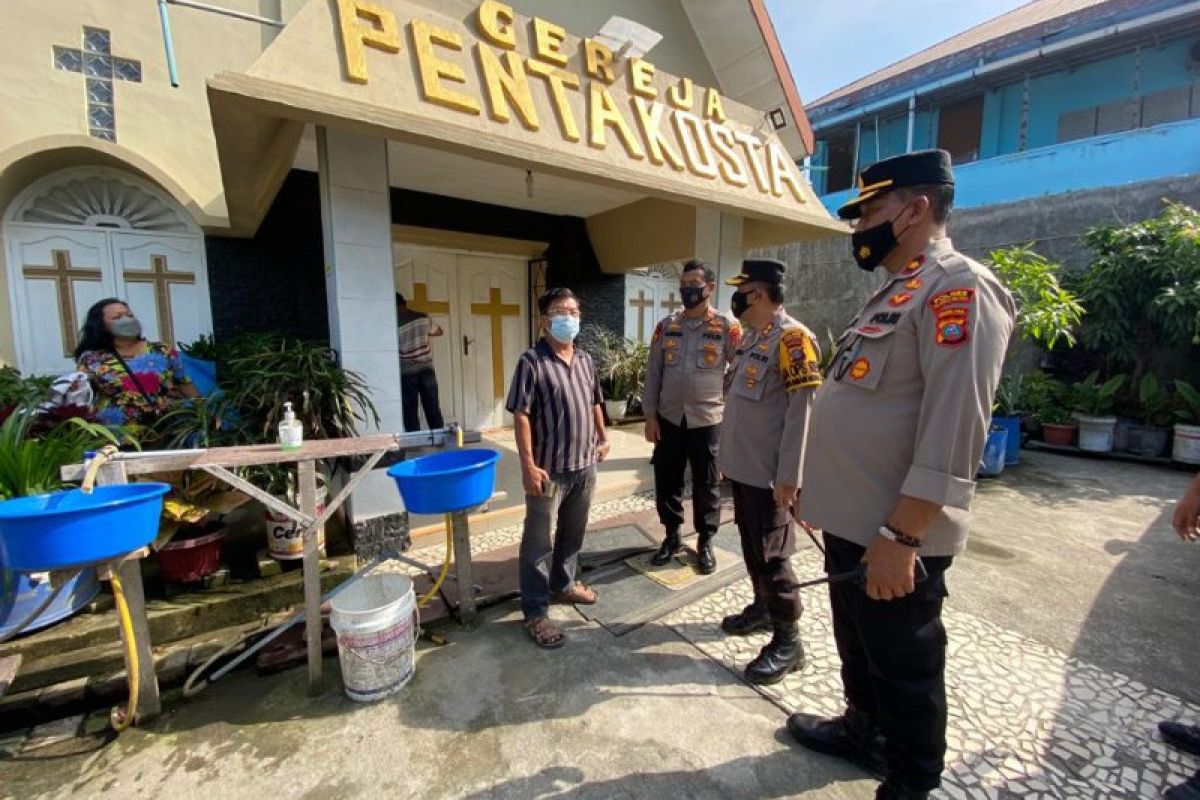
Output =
[{"x1": 75, "y1": 298, "x2": 199, "y2": 431}]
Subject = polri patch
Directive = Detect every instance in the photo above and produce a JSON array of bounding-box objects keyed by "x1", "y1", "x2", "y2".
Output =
[{"x1": 929, "y1": 288, "x2": 975, "y2": 311}]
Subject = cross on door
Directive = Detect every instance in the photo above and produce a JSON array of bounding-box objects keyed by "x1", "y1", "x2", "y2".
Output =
[
  {"x1": 52, "y1": 27, "x2": 143, "y2": 142},
  {"x1": 470, "y1": 287, "x2": 520, "y2": 400},
  {"x1": 628, "y1": 289, "x2": 654, "y2": 341},
  {"x1": 660, "y1": 291, "x2": 680, "y2": 314},
  {"x1": 22, "y1": 250, "x2": 103, "y2": 357},
  {"x1": 122, "y1": 255, "x2": 195, "y2": 345},
  {"x1": 409, "y1": 282, "x2": 450, "y2": 315}
]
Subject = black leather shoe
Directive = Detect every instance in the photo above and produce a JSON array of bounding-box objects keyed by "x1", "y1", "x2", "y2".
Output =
[
  {"x1": 875, "y1": 781, "x2": 929, "y2": 800},
  {"x1": 785, "y1": 709, "x2": 887, "y2": 778},
  {"x1": 744, "y1": 622, "x2": 804, "y2": 685},
  {"x1": 720, "y1": 604, "x2": 771, "y2": 636},
  {"x1": 650, "y1": 529, "x2": 682, "y2": 566},
  {"x1": 696, "y1": 534, "x2": 716, "y2": 575},
  {"x1": 1161, "y1": 721, "x2": 1200, "y2": 756}
]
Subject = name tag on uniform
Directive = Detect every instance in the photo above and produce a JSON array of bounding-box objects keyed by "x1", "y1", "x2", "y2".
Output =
[
  {"x1": 702, "y1": 332, "x2": 723, "y2": 341},
  {"x1": 749, "y1": 352, "x2": 769, "y2": 364}
]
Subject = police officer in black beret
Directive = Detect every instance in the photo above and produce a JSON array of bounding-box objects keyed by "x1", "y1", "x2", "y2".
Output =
[{"x1": 787, "y1": 150, "x2": 1015, "y2": 799}]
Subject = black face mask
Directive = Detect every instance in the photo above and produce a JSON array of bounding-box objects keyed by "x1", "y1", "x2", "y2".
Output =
[
  {"x1": 680, "y1": 286, "x2": 708, "y2": 309},
  {"x1": 850, "y1": 208, "x2": 911, "y2": 272},
  {"x1": 731, "y1": 289, "x2": 756, "y2": 319}
]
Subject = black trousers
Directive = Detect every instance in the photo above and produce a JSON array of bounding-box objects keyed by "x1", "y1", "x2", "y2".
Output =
[
  {"x1": 652, "y1": 415, "x2": 721, "y2": 537},
  {"x1": 824, "y1": 532, "x2": 954, "y2": 791},
  {"x1": 730, "y1": 480, "x2": 801, "y2": 623},
  {"x1": 401, "y1": 367, "x2": 444, "y2": 431}
]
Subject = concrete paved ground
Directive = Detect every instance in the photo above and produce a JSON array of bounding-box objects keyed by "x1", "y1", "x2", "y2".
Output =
[{"x1": 2, "y1": 450, "x2": 1198, "y2": 799}]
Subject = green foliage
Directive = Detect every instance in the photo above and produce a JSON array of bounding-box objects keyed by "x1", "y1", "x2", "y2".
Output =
[
  {"x1": 993, "y1": 373, "x2": 1024, "y2": 417},
  {"x1": 0, "y1": 406, "x2": 134, "y2": 500},
  {"x1": 153, "y1": 395, "x2": 243, "y2": 450},
  {"x1": 818, "y1": 329, "x2": 838, "y2": 378},
  {"x1": 1135, "y1": 373, "x2": 1175, "y2": 428},
  {"x1": 0, "y1": 366, "x2": 54, "y2": 410},
  {"x1": 1038, "y1": 404, "x2": 1076, "y2": 426},
  {"x1": 1175, "y1": 380, "x2": 1200, "y2": 424},
  {"x1": 179, "y1": 333, "x2": 221, "y2": 363},
  {"x1": 582, "y1": 325, "x2": 650, "y2": 402},
  {"x1": 1070, "y1": 370, "x2": 1127, "y2": 417},
  {"x1": 1024, "y1": 375, "x2": 1073, "y2": 424},
  {"x1": 1076, "y1": 202, "x2": 1200, "y2": 374},
  {"x1": 987, "y1": 245, "x2": 1084, "y2": 350}
]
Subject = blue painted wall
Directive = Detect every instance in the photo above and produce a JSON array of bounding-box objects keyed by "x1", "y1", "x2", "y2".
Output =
[
  {"x1": 812, "y1": 35, "x2": 1200, "y2": 198},
  {"x1": 820, "y1": 117, "x2": 1200, "y2": 214}
]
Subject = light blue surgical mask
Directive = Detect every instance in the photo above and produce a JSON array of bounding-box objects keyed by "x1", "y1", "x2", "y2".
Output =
[{"x1": 549, "y1": 315, "x2": 580, "y2": 343}]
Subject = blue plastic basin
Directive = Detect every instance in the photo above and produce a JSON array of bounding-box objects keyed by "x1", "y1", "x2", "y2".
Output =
[
  {"x1": 387, "y1": 449, "x2": 500, "y2": 514},
  {"x1": 0, "y1": 483, "x2": 171, "y2": 571},
  {"x1": 0, "y1": 568, "x2": 101, "y2": 639}
]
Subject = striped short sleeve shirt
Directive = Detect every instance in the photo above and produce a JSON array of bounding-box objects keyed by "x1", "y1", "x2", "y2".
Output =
[{"x1": 505, "y1": 338, "x2": 603, "y2": 474}]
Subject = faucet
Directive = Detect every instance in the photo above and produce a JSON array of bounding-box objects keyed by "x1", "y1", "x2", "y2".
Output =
[{"x1": 81, "y1": 445, "x2": 121, "y2": 494}]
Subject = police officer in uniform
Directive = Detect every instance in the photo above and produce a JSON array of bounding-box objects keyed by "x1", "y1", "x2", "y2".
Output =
[
  {"x1": 787, "y1": 151, "x2": 1015, "y2": 800},
  {"x1": 643, "y1": 260, "x2": 740, "y2": 574},
  {"x1": 716, "y1": 258, "x2": 822, "y2": 685}
]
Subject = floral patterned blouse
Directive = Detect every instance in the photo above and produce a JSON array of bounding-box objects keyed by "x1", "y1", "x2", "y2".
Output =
[{"x1": 77, "y1": 342, "x2": 192, "y2": 428}]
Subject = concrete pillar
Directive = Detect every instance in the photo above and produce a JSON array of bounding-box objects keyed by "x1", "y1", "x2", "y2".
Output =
[
  {"x1": 693, "y1": 207, "x2": 744, "y2": 312},
  {"x1": 316, "y1": 126, "x2": 404, "y2": 527}
]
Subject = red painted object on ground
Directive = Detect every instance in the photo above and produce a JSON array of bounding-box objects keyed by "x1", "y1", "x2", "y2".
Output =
[{"x1": 157, "y1": 523, "x2": 226, "y2": 583}]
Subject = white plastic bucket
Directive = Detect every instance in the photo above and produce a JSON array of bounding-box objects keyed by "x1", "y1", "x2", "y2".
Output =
[
  {"x1": 1076, "y1": 415, "x2": 1117, "y2": 453},
  {"x1": 1174, "y1": 424, "x2": 1200, "y2": 465},
  {"x1": 330, "y1": 574, "x2": 419, "y2": 702}
]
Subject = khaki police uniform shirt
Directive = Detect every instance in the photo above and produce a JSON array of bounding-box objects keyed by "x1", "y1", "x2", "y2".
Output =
[
  {"x1": 800, "y1": 238, "x2": 1016, "y2": 557},
  {"x1": 717, "y1": 308, "x2": 822, "y2": 490},
  {"x1": 642, "y1": 307, "x2": 741, "y2": 428}
]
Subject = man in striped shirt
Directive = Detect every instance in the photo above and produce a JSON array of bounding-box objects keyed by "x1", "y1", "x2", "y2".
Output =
[
  {"x1": 396, "y1": 292, "x2": 445, "y2": 431},
  {"x1": 505, "y1": 287, "x2": 610, "y2": 649}
]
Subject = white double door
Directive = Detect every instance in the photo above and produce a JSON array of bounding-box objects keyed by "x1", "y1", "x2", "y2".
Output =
[
  {"x1": 5, "y1": 223, "x2": 211, "y2": 375},
  {"x1": 393, "y1": 244, "x2": 528, "y2": 431},
  {"x1": 624, "y1": 273, "x2": 683, "y2": 345}
]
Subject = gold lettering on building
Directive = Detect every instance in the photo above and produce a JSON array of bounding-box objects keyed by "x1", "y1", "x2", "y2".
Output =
[
  {"x1": 673, "y1": 112, "x2": 718, "y2": 180},
  {"x1": 633, "y1": 98, "x2": 684, "y2": 171},
  {"x1": 336, "y1": 0, "x2": 401, "y2": 84},
  {"x1": 708, "y1": 122, "x2": 749, "y2": 187},
  {"x1": 526, "y1": 59, "x2": 581, "y2": 142},
  {"x1": 477, "y1": 45, "x2": 539, "y2": 130},
  {"x1": 411, "y1": 19, "x2": 480, "y2": 115},
  {"x1": 733, "y1": 129, "x2": 771, "y2": 194},
  {"x1": 628, "y1": 58, "x2": 656, "y2": 99},
  {"x1": 531, "y1": 17, "x2": 568, "y2": 67},
  {"x1": 583, "y1": 39, "x2": 615, "y2": 84},
  {"x1": 704, "y1": 88, "x2": 726, "y2": 123},
  {"x1": 667, "y1": 77, "x2": 693, "y2": 111},
  {"x1": 477, "y1": 0, "x2": 516, "y2": 50},
  {"x1": 589, "y1": 83, "x2": 645, "y2": 160},
  {"x1": 767, "y1": 140, "x2": 805, "y2": 202}
]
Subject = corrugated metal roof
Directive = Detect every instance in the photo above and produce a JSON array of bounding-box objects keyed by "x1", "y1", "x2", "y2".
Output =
[{"x1": 809, "y1": 0, "x2": 1112, "y2": 108}]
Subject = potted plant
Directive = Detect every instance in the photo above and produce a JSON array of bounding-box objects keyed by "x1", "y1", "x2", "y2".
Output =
[
  {"x1": 1019, "y1": 372, "x2": 1058, "y2": 439},
  {"x1": 1126, "y1": 374, "x2": 1174, "y2": 457},
  {"x1": 583, "y1": 326, "x2": 649, "y2": 423},
  {"x1": 1037, "y1": 403, "x2": 1078, "y2": 447},
  {"x1": 1173, "y1": 380, "x2": 1200, "y2": 465},
  {"x1": 987, "y1": 245, "x2": 1084, "y2": 465},
  {"x1": 1070, "y1": 371, "x2": 1127, "y2": 453}
]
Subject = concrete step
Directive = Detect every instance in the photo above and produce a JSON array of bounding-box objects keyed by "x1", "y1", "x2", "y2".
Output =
[{"x1": 0, "y1": 556, "x2": 355, "y2": 666}]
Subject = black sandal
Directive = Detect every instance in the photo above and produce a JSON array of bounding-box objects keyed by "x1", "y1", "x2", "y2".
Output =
[{"x1": 524, "y1": 617, "x2": 565, "y2": 649}]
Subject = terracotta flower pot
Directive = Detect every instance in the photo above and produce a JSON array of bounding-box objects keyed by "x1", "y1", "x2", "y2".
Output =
[{"x1": 1041, "y1": 422, "x2": 1077, "y2": 447}]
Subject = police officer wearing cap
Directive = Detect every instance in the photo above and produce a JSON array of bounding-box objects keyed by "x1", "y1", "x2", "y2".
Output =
[
  {"x1": 717, "y1": 258, "x2": 822, "y2": 685},
  {"x1": 643, "y1": 260, "x2": 741, "y2": 574},
  {"x1": 786, "y1": 150, "x2": 1014, "y2": 800}
]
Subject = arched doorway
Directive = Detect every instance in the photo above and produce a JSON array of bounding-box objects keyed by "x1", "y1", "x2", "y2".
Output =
[{"x1": 3, "y1": 166, "x2": 212, "y2": 375}]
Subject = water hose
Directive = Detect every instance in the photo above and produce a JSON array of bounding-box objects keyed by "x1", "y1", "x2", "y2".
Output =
[
  {"x1": 108, "y1": 572, "x2": 139, "y2": 731},
  {"x1": 80, "y1": 445, "x2": 120, "y2": 494},
  {"x1": 416, "y1": 513, "x2": 453, "y2": 608}
]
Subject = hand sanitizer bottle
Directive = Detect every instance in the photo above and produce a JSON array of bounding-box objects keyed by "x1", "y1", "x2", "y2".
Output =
[{"x1": 279, "y1": 401, "x2": 303, "y2": 451}]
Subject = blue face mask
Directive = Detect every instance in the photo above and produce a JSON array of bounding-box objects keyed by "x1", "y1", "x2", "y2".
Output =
[{"x1": 549, "y1": 315, "x2": 580, "y2": 343}]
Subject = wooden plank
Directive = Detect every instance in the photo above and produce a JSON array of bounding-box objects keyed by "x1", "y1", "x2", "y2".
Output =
[
  {"x1": 198, "y1": 465, "x2": 312, "y2": 526},
  {"x1": 297, "y1": 459, "x2": 323, "y2": 695},
  {"x1": 96, "y1": 462, "x2": 161, "y2": 723},
  {"x1": 449, "y1": 510, "x2": 478, "y2": 627},
  {"x1": 0, "y1": 654, "x2": 21, "y2": 699}
]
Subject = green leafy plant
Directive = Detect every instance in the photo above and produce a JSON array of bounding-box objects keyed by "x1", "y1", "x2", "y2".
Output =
[
  {"x1": 1038, "y1": 404, "x2": 1076, "y2": 426},
  {"x1": 582, "y1": 325, "x2": 650, "y2": 403},
  {"x1": 0, "y1": 406, "x2": 134, "y2": 499},
  {"x1": 152, "y1": 395, "x2": 243, "y2": 450},
  {"x1": 987, "y1": 245, "x2": 1084, "y2": 350},
  {"x1": 993, "y1": 373, "x2": 1024, "y2": 417},
  {"x1": 818, "y1": 328, "x2": 838, "y2": 377},
  {"x1": 1076, "y1": 202, "x2": 1200, "y2": 380},
  {"x1": 1135, "y1": 374, "x2": 1175, "y2": 428},
  {"x1": 1070, "y1": 371, "x2": 1127, "y2": 417},
  {"x1": 179, "y1": 333, "x2": 221, "y2": 363},
  {"x1": 1175, "y1": 380, "x2": 1200, "y2": 425}
]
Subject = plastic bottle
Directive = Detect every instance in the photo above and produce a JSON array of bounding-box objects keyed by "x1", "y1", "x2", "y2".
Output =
[{"x1": 279, "y1": 401, "x2": 304, "y2": 451}]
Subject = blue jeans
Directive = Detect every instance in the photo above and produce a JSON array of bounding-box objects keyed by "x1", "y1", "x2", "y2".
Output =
[{"x1": 519, "y1": 465, "x2": 596, "y2": 620}]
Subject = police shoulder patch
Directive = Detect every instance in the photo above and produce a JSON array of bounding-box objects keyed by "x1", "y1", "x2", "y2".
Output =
[{"x1": 779, "y1": 328, "x2": 821, "y2": 391}]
